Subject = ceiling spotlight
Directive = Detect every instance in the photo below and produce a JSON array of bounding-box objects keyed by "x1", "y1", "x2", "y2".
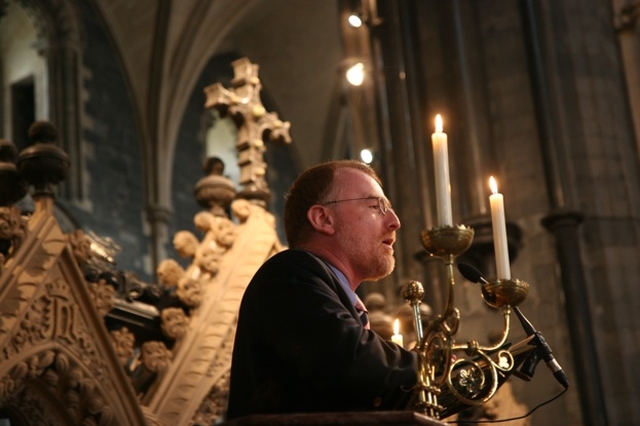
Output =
[
  {"x1": 348, "y1": 13, "x2": 363, "y2": 28},
  {"x1": 360, "y1": 149, "x2": 373, "y2": 164},
  {"x1": 346, "y1": 62, "x2": 365, "y2": 86}
]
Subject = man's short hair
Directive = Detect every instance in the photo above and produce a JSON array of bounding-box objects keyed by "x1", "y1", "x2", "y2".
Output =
[{"x1": 284, "y1": 160, "x2": 382, "y2": 247}]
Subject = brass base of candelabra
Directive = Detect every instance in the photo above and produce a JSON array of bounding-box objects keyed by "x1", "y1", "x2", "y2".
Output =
[{"x1": 481, "y1": 278, "x2": 529, "y2": 308}]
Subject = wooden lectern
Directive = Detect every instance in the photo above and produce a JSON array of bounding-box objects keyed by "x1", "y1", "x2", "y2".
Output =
[{"x1": 221, "y1": 411, "x2": 448, "y2": 425}]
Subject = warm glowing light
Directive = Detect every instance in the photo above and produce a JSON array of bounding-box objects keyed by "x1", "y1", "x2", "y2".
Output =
[
  {"x1": 360, "y1": 149, "x2": 373, "y2": 164},
  {"x1": 391, "y1": 318, "x2": 404, "y2": 346},
  {"x1": 348, "y1": 14, "x2": 363, "y2": 28},
  {"x1": 435, "y1": 114, "x2": 443, "y2": 133},
  {"x1": 489, "y1": 176, "x2": 498, "y2": 194},
  {"x1": 346, "y1": 62, "x2": 365, "y2": 86}
]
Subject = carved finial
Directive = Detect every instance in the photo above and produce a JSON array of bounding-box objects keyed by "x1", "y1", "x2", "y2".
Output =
[
  {"x1": 28, "y1": 120, "x2": 58, "y2": 144},
  {"x1": 0, "y1": 139, "x2": 18, "y2": 162},
  {"x1": 16, "y1": 121, "x2": 70, "y2": 199},
  {"x1": 203, "y1": 156, "x2": 225, "y2": 176},
  {"x1": 194, "y1": 156, "x2": 237, "y2": 217}
]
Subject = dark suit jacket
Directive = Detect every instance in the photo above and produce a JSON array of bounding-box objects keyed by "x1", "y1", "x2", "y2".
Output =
[{"x1": 226, "y1": 249, "x2": 417, "y2": 420}]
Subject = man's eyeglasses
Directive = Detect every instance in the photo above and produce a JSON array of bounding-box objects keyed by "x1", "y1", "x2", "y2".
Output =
[{"x1": 321, "y1": 196, "x2": 392, "y2": 215}]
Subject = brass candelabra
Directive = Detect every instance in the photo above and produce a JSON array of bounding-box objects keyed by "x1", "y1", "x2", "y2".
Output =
[{"x1": 403, "y1": 224, "x2": 530, "y2": 420}]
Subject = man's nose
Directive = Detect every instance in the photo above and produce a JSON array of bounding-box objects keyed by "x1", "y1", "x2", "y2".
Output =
[{"x1": 387, "y1": 208, "x2": 401, "y2": 229}]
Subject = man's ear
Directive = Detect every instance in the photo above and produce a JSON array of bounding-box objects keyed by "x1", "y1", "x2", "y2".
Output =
[{"x1": 307, "y1": 205, "x2": 335, "y2": 235}]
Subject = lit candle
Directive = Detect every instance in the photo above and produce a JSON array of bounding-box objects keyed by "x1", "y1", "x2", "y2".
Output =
[
  {"x1": 432, "y1": 114, "x2": 453, "y2": 226},
  {"x1": 391, "y1": 318, "x2": 404, "y2": 347},
  {"x1": 489, "y1": 176, "x2": 511, "y2": 280}
]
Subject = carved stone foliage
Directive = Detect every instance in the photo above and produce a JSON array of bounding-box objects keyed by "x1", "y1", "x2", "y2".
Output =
[
  {"x1": 140, "y1": 340, "x2": 173, "y2": 374},
  {"x1": 68, "y1": 228, "x2": 91, "y2": 265},
  {"x1": 190, "y1": 370, "x2": 230, "y2": 426},
  {"x1": 0, "y1": 206, "x2": 27, "y2": 264},
  {"x1": 0, "y1": 266, "x2": 120, "y2": 424},
  {"x1": 61, "y1": 181, "x2": 288, "y2": 424},
  {"x1": 2, "y1": 273, "x2": 90, "y2": 361},
  {"x1": 129, "y1": 340, "x2": 174, "y2": 397},
  {"x1": 0, "y1": 349, "x2": 115, "y2": 425},
  {"x1": 157, "y1": 211, "x2": 238, "y2": 311},
  {"x1": 160, "y1": 307, "x2": 189, "y2": 340},
  {"x1": 0, "y1": 204, "x2": 148, "y2": 425},
  {"x1": 110, "y1": 327, "x2": 135, "y2": 367},
  {"x1": 87, "y1": 276, "x2": 116, "y2": 317},
  {"x1": 142, "y1": 198, "x2": 284, "y2": 425}
]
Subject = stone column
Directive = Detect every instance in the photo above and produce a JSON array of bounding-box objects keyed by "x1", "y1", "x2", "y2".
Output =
[
  {"x1": 520, "y1": 0, "x2": 624, "y2": 423},
  {"x1": 42, "y1": 41, "x2": 85, "y2": 202},
  {"x1": 145, "y1": 203, "x2": 172, "y2": 280}
]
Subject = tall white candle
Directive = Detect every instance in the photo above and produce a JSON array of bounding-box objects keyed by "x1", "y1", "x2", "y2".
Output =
[
  {"x1": 432, "y1": 114, "x2": 453, "y2": 226},
  {"x1": 489, "y1": 176, "x2": 511, "y2": 280}
]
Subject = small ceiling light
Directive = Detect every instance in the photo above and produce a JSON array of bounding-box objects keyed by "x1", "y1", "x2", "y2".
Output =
[
  {"x1": 348, "y1": 13, "x2": 363, "y2": 28},
  {"x1": 360, "y1": 149, "x2": 373, "y2": 164},
  {"x1": 346, "y1": 62, "x2": 365, "y2": 86}
]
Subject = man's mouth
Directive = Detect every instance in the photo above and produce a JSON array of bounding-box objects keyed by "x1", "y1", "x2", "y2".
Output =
[{"x1": 382, "y1": 237, "x2": 395, "y2": 247}]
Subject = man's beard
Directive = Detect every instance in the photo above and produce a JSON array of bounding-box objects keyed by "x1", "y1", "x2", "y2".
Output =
[{"x1": 334, "y1": 221, "x2": 396, "y2": 282}]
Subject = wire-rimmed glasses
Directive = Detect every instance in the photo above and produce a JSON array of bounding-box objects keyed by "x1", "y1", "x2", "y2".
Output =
[{"x1": 321, "y1": 196, "x2": 392, "y2": 215}]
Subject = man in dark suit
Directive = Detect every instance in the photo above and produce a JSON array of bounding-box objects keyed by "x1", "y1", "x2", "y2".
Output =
[{"x1": 226, "y1": 160, "x2": 417, "y2": 419}]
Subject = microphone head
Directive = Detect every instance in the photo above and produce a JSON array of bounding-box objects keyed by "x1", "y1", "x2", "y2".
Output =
[{"x1": 457, "y1": 263, "x2": 483, "y2": 283}]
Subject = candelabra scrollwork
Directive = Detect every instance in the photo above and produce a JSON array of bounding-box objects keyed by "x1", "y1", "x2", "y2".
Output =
[{"x1": 404, "y1": 224, "x2": 531, "y2": 420}]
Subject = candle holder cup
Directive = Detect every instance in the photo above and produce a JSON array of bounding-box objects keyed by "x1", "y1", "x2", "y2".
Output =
[
  {"x1": 481, "y1": 278, "x2": 529, "y2": 309},
  {"x1": 420, "y1": 224, "x2": 474, "y2": 258}
]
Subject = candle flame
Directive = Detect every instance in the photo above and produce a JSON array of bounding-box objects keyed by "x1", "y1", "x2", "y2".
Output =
[
  {"x1": 435, "y1": 114, "x2": 443, "y2": 133},
  {"x1": 393, "y1": 318, "x2": 400, "y2": 335},
  {"x1": 489, "y1": 176, "x2": 498, "y2": 194}
]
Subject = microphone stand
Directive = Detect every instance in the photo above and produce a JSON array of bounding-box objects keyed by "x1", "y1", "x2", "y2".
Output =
[{"x1": 513, "y1": 306, "x2": 570, "y2": 389}]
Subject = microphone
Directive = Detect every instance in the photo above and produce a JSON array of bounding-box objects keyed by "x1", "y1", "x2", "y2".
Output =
[{"x1": 457, "y1": 263, "x2": 569, "y2": 389}]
